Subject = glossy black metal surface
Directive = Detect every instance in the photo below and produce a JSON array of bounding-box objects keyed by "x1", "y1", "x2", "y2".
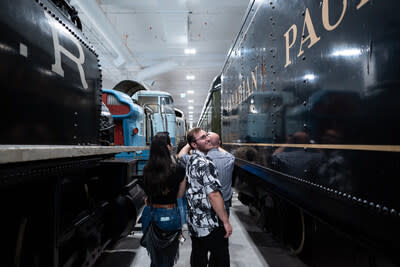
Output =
[
  {"x1": 220, "y1": 0, "x2": 400, "y2": 261},
  {"x1": 0, "y1": 0, "x2": 101, "y2": 145},
  {"x1": 199, "y1": 75, "x2": 221, "y2": 135}
]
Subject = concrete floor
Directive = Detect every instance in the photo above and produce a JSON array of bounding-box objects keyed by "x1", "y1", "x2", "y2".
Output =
[{"x1": 95, "y1": 191, "x2": 307, "y2": 267}]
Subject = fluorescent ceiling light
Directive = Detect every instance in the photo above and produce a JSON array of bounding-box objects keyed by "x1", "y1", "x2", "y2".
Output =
[
  {"x1": 180, "y1": 93, "x2": 186, "y2": 98},
  {"x1": 186, "y1": 75, "x2": 195, "y2": 80},
  {"x1": 188, "y1": 99, "x2": 194, "y2": 103},
  {"x1": 184, "y1": 48, "x2": 196, "y2": 55},
  {"x1": 188, "y1": 106, "x2": 194, "y2": 109},
  {"x1": 187, "y1": 90, "x2": 194, "y2": 94},
  {"x1": 189, "y1": 111, "x2": 193, "y2": 114}
]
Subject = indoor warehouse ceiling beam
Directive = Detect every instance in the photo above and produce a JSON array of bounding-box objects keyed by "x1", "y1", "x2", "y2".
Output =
[{"x1": 70, "y1": 0, "x2": 142, "y2": 68}]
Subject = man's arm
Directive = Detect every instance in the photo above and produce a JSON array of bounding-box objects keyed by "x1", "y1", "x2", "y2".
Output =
[
  {"x1": 208, "y1": 191, "x2": 232, "y2": 238},
  {"x1": 177, "y1": 144, "x2": 191, "y2": 160}
]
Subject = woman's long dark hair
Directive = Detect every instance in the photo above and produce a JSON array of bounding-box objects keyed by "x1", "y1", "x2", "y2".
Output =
[{"x1": 143, "y1": 132, "x2": 175, "y2": 197}]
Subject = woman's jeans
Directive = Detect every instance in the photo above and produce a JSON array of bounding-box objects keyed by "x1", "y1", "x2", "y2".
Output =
[
  {"x1": 141, "y1": 206, "x2": 181, "y2": 233},
  {"x1": 177, "y1": 195, "x2": 187, "y2": 225},
  {"x1": 141, "y1": 206, "x2": 182, "y2": 267}
]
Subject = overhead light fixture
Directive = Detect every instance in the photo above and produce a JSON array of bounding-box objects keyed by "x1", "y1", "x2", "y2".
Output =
[
  {"x1": 188, "y1": 99, "x2": 194, "y2": 103},
  {"x1": 180, "y1": 93, "x2": 186, "y2": 98},
  {"x1": 186, "y1": 75, "x2": 195, "y2": 80},
  {"x1": 188, "y1": 106, "x2": 194, "y2": 109},
  {"x1": 187, "y1": 90, "x2": 194, "y2": 94},
  {"x1": 184, "y1": 48, "x2": 196, "y2": 55},
  {"x1": 189, "y1": 111, "x2": 193, "y2": 114}
]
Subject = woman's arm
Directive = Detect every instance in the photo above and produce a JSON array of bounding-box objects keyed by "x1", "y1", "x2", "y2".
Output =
[{"x1": 177, "y1": 176, "x2": 186, "y2": 198}]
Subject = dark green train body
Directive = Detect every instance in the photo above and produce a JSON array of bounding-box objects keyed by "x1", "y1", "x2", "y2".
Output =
[{"x1": 200, "y1": 0, "x2": 400, "y2": 265}]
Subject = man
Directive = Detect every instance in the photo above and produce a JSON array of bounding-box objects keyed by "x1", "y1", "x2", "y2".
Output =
[
  {"x1": 207, "y1": 132, "x2": 235, "y2": 216},
  {"x1": 184, "y1": 127, "x2": 232, "y2": 267},
  {"x1": 179, "y1": 132, "x2": 235, "y2": 216}
]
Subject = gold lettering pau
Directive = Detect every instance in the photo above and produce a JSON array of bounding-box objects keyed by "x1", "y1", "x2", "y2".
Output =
[{"x1": 284, "y1": 0, "x2": 371, "y2": 68}]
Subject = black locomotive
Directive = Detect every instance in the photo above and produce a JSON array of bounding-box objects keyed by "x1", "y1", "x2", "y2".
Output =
[
  {"x1": 200, "y1": 0, "x2": 400, "y2": 266},
  {"x1": 0, "y1": 1, "x2": 145, "y2": 266}
]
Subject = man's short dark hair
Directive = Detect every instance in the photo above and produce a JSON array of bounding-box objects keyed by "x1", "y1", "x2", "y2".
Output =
[{"x1": 186, "y1": 127, "x2": 202, "y2": 149}]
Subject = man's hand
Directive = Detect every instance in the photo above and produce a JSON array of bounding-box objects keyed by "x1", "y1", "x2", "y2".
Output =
[{"x1": 223, "y1": 221, "x2": 232, "y2": 238}]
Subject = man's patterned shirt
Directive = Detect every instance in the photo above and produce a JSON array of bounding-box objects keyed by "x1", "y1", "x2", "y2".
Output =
[{"x1": 186, "y1": 150, "x2": 222, "y2": 237}]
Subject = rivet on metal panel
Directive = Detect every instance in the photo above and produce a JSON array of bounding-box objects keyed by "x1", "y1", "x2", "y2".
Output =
[
  {"x1": 376, "y1": 204, "x2": 381, "y2": 211},
  {"x1": 382, "y1": 206, "x2": 389, "y2": 214}
]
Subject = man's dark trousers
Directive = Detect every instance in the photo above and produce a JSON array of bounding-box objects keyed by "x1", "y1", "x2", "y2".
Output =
[{"x1": 190, "y1": 227, "x2": 230, "y2": 267}]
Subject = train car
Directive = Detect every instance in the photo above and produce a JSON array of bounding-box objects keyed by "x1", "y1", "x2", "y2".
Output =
[
  {"x1": 0, "y1": 1, "x2": 145, "y2": 266},
  {"x1": 213, "y1": 0, "x2": 400, "y2": 266},
  {"x1": 102, "y1": 89, "x2": 147, "y2": 147},
  {"x1": 174, "y1": 108, "x2": 187, "y2": 146},
  {"x1": 132, "y1": 90, "x2": 178, "y2": 145},
  {"x1": 102, "y1": 80, "x2": 157, "y2": 175},
  {"x1": 198, "y1": 75, "x2": 222, "y2": 135}
]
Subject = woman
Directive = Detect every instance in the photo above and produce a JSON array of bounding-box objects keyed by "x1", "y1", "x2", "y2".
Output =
[{"x1": 141, "y1": 132, "x2": 186, "y2": 267}]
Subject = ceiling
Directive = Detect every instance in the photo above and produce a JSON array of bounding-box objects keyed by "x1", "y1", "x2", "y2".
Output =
[{"x1": 69, "y1": 0, "x2": 250, "y2": 128}]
